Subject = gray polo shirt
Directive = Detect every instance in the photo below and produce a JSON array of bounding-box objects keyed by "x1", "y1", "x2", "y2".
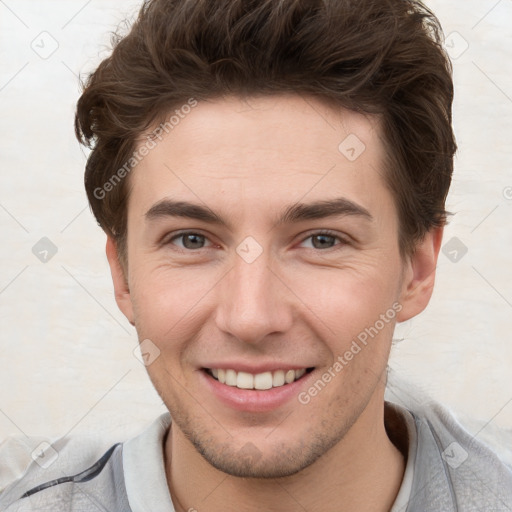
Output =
[{"x1": 1, "y1": 400, "x2": 511, "y2": 511}]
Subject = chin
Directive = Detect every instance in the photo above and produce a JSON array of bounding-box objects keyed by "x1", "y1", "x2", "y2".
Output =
[
  {"x1": 196, "y1": 445, "x2": 314, "y2": 479},
  {"x1": 187, "y1": 427, "x2": 343, "y2": 479}
]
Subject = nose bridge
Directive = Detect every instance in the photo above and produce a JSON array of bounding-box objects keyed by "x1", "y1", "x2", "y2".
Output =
[{"x1": 215, "y1": 242, "x2": 291, "y2": 344}]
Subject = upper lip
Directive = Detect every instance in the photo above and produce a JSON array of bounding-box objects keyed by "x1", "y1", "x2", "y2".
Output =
[{"x1": 201, "y1": 363, "x2": 314, "y2": 374}]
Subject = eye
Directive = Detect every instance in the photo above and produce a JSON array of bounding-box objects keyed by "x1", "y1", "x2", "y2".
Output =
[
  {"x1": 164, "y1": 230, "x2": 349, "y2": 252},
  {"x1": 299, "y1": 230, "x2": 348, "y2": 250},
  {"x1": 167, "y1": 231, "x2": 213, "y2": 250}
]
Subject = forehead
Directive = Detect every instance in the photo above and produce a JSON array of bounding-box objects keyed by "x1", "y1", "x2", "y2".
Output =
[{"x1": 129, "y1": 94, "x2": 392, "y2": 221}]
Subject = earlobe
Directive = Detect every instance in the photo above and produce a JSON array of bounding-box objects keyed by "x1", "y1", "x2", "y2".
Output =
[
  {"x1": 105, "y1": 236, "x2": 135, "y2": 326},
  {"x1": 396, "y1": 226, "x2": 444, "y2": 323}
]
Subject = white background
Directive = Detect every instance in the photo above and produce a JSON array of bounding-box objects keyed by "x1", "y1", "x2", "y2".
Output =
[{"x1": 0, "y1": 0, "x2": 511, "y2": 450}]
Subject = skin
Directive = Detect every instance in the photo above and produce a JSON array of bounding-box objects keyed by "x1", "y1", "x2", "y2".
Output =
[{"x1": 106, "y1": 94, "x2": 443, "y2": 511}]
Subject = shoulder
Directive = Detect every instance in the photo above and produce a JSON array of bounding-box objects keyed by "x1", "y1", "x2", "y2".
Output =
[
  {"x1": 0, "y1": 434, "x2": 129, "y2": 511},
  {"x1": 410, "y1": 400, "x2": 512, "y2": 510},
  {"x1": 0, "y1": 413, "x2": 172, "y2": 512}
]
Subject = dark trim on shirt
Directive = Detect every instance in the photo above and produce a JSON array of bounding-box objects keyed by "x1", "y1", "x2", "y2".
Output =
[{"x1": 20, "y1": 443, "x2": 120, "y2": 499}]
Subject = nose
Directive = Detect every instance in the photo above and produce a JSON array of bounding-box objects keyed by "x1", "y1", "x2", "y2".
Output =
[{"x1": 214, "y1": 246, "x2": 294, "y2": 345}]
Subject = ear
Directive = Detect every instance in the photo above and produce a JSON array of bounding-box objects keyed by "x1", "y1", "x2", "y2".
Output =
[
  {"x1": 105, "y1": 236, "x2": 135, "y2": 326},
  {"x1": 396, "y1": 226, "x2": 444, "y2": 322}
]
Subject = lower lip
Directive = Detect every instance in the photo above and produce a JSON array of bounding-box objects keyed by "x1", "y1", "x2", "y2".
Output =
[{"x1": 199, "y1": 370, "x2": 313, "y2": 413}]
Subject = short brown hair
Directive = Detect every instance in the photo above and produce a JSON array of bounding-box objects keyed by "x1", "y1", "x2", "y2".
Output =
[{"x1": 75, "y1": 0, "x2": 457, "y2": 266}]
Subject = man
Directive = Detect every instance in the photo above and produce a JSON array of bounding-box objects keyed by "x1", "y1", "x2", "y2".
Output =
[{"x1": 1, "y1": 0, "x2": 511, "y2": 510}]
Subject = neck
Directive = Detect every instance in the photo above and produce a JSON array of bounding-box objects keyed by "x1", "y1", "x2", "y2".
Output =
[{"x1": 165, "y1": 399, "x2": 406, "y2": 512}]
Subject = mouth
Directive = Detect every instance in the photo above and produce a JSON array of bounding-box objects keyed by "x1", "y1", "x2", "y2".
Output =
[{"x1": 203, "y1": 367, "x2": 314, "y2": 390}]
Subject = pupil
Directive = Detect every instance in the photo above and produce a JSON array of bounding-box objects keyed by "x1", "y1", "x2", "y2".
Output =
[
  {"x1": 313, "y1": 235, "x2": 334, "y2": 249},
  {"x1": 184, "y1": 234, "x2": 203, "y2": 249}
]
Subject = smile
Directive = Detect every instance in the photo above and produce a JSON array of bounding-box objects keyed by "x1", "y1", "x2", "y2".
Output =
[{"x1": 205, "y1": 368, "x2": 312, "y2": 390}]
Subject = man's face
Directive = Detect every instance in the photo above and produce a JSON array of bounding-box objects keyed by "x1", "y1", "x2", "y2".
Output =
[{"x1": 109, "y1": 95, "x2": 434, "y2": 478}]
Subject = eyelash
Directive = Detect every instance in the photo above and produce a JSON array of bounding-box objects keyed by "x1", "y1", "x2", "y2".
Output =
[{"x1": 164, "y1": 230, "x2": 349, "y2": 253}]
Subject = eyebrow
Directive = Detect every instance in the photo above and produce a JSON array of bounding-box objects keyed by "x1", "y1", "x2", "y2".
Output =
[{"x1": 145, "y1": 197, "x2": 373, "y2": 230}]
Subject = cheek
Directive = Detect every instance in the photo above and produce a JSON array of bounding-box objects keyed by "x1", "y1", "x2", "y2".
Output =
[
  {"x1": 286, "y1": 261, "x2": 401, "y2": 339},
  {"x1": 129, "y1": 264, "x2": 219, "y2": 342}
]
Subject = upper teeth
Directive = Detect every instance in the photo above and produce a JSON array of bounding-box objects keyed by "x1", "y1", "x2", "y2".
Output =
[{"x1": 210, "y1": 368, "x2": 307, "y2": 390}]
